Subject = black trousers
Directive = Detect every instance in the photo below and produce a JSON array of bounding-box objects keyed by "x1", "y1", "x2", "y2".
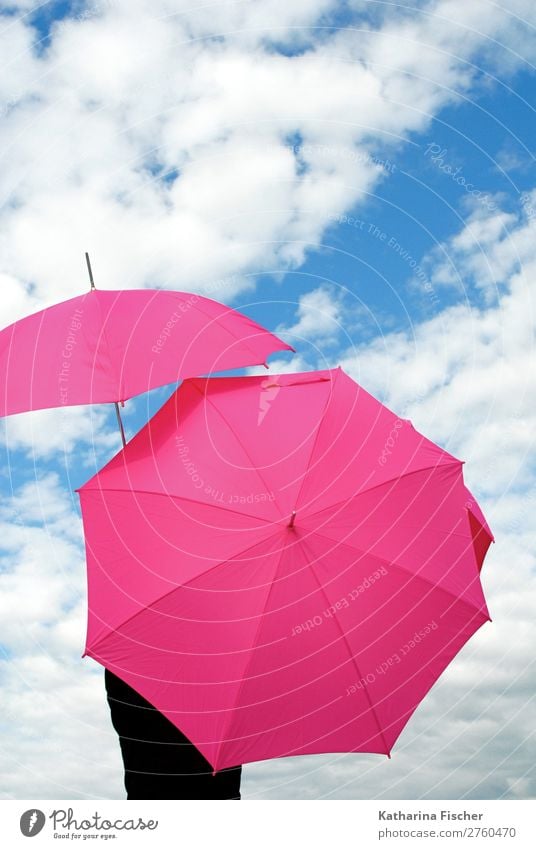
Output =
[{"x1": 104, "y1": 669, "x2": 242, "y2": 800}]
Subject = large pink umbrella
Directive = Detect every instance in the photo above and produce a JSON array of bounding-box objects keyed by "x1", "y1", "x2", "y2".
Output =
[
  {"x1": 78, "y1": 367, "x2": 493, "y2": 772},
  {"x1": 0, "y1": 262, "x2": 293, "y2": 441}
]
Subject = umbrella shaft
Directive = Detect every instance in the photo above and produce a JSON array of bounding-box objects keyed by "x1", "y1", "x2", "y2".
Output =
[
  {"x1": 115, "y1": 402, "x2": 127, "y2": 447},
  {"x1": 85, "y1": 252, "x2": 96, "y2": 289}
]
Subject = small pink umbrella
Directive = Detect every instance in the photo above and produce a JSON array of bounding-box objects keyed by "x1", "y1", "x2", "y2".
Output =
[
  {"x1": 78, "y1": 367, "x2": 493, "y2": 772},
  {"x1": 0, "y1": 255, "x2": 293, "y2": 442}
]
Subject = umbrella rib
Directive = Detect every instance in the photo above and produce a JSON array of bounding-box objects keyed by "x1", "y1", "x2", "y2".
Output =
[
  {"x1": 381, "y1": 558, "x2": 488, "y2": 618},
  {"x1": 185, "y1": 297, "x2": 279, "y2": 365},
  {"x1": 302, "y1": 460, "x2": 463, "y2": 522},
  {"x1": 306, "y1": 527, "x2": 487, "y2": 617},
  {"x1": 79, "y1": 486, "x2": 277, "y2": 526},
  {"x1": 288, "y1": 366, "x2": 341, "y2": 515},
  {"x1": 189, "y1": 381, "x2": 285, "y2": 520},
  {"x1": 87, "y1": 527, "x2": 282, "y2": 655},
  {"x1": 212, "y1": 537, "x2": 287, "y2": 770},
  {"x1": 297, "y1": 534, "x2": 392, "y2": 757}
]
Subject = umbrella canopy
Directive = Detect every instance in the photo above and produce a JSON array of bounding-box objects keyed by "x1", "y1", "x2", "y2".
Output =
[
  {"x1": 78, "y1": 367, "x2": 493, "y2": 772},
  {"x1": 0, "y1": 288, "x2": 293, "y2": 416}
]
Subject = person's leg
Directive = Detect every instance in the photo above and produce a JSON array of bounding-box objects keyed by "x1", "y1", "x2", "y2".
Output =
[{"x1": 104, "y1": 669, "x2": 242, "y2": 800}]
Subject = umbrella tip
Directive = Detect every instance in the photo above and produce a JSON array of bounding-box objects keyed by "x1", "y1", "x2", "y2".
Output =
[{"x1": 288, "y1": 510, "x2": 297, "y2": 528}]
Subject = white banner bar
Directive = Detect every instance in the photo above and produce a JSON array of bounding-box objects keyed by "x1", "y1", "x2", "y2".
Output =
[{"x1": 2, "y1": 799, "x2": 534, "y2": 848}]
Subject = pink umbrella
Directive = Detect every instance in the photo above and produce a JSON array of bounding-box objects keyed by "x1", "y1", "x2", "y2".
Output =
[
  {"x1": 0, "y1": 255, "x2": 293, "y2": 442},
  {"x1": 78, "y1": 367, "x2": 493, "y2": 772}
]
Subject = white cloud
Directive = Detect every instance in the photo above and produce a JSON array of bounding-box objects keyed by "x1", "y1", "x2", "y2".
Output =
[
  {"x1": 421, "y1": 199, "x2": 536, "y2": 300},
  {"x1": 0, "y1": 470, "x2": 125, "y2": 799},
  {"x1": 1, "y1": 0, "x2": 534, "y2": 308},
  {"x1": 2, "y1": 404, "x2": 121, "y2": 459},
  {"x1": 338, "y1": 198, "x2": 536, "y2": 497},
  {"x1": 277, "y1": 286, "x2": 343, "y2": 344},
  {"x1": 0, "y1": 1, "x2": 45, "y2": 9},
  {"x1": 0, "y1": 272, "x2": 39, "y2": 325}
]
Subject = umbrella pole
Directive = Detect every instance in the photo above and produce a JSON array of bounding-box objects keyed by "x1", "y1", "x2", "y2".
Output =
[
  {"x1": 85, "y1": 252, "x2": 124, "y2": 447},
  {"x1": 85, "y1": 252, "x2": 96, "y2": 290},
  {"x1": 114, "y1": 402, "x2": 127, "y2": 448}
]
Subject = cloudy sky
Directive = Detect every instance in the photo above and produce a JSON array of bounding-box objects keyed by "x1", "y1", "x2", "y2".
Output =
[{"x1": 0, "y1": 0, "x2": 534, "y2": 800}]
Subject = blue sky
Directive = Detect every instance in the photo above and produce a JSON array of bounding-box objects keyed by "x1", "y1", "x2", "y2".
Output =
[{"x1": 0, "y1": 0, "x2": 535, "y2": 801}]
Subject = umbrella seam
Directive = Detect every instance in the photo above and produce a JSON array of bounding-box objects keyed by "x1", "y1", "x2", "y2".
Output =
[
  {"x1": 183, "y1": 297, "x2": 282, "y2": 365},
  {"x1": 213, "y1": 535, "x2": 287, "y2": 770},
  {"x1": 299, "y1": 458, "x2": 477, "y2": 612},
  {"x1": 307, "y1": 522, "x2": 473, "y2": 541},
  {"x1": 189, "y1": 380, "x2": 285, "y2": 521},
  {"x1": 78, "y1": 487, "x2": 277, "y2": 526},
  {"x1": 298, "y1": 534, "x2": 392, "y2": 757},
  {"x1": 288, "y1": 366, "x2": 340, "y2": 516},
  {"x1": 304, "y1": 527, "x2": 487, "y2": 617},
  {"x1": 384, "y1": 559, "x2": 487, "y2": 618},
  {"x1": 301, "y1": 460, "x2": 463, "y2": 521},
  {"x1": 29, "y1": 309, "x2": 47, "y2": 416},
  {"x1": 85, "y1": 528, "x2": 281, "y2": 654}
]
